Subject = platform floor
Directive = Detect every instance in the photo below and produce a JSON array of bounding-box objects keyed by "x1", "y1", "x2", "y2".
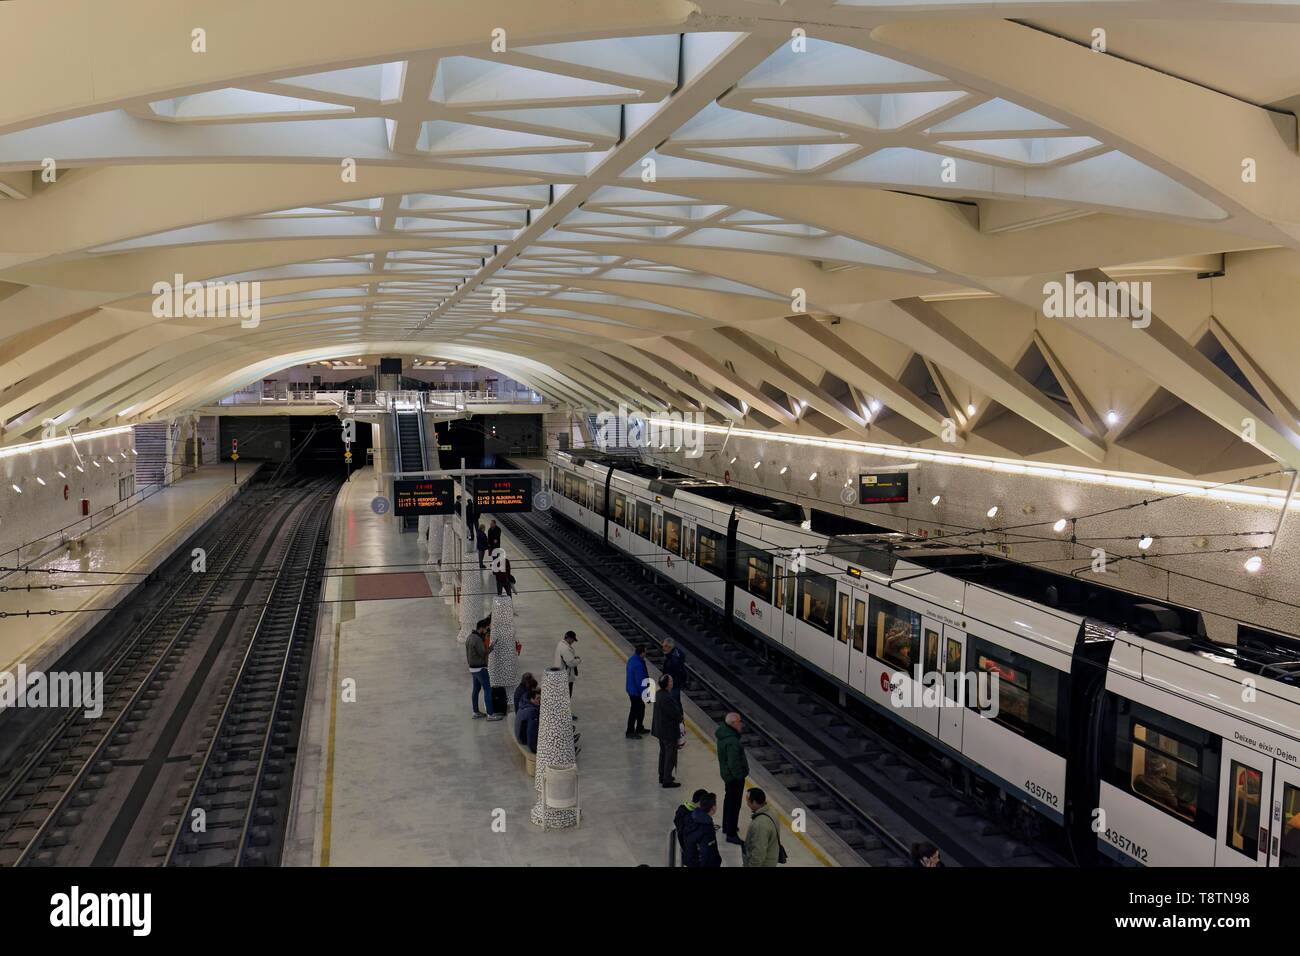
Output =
[
  {"x1": 286, "y1": 467, "x2": 842, "y2": 867},
  {"x1": 0, "y1": 463, "x2": 259, "y2": 683}
]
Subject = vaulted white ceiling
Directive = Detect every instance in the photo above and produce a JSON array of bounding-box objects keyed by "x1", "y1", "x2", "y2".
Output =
[{"x1": 2, "y1": 0, "x2": 1300, "y2": 483}]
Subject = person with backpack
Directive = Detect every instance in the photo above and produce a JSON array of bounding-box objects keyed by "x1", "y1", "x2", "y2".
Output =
[
  {"x1": 680, "y1": 792, "x2": 722, "y2": 868},
  {"x1": 743, "y1": 787, "x2": 783, "y2": 867},
  {"x1": 673, "y1": 788, "x2": 708, "y2": 865}
]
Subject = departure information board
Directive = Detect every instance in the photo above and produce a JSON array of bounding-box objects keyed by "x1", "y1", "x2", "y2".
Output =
[
  {"x1": 393, "y1": 478, "x2": 455, "y2": 516},
  {"x1": 858, "y1": 472, "x2": 909, "y2": 504},
  {"x1": 473, "y1": 475, "x2": 533, "y2": 513}
]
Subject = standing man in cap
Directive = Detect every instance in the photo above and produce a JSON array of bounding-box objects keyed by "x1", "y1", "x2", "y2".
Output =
[
  {"x1": 715, "y1": 712, "x2": 749, "y2": 845},
  {"x1": 555, "y1": 630, "x2": 581, "y2": 714}
]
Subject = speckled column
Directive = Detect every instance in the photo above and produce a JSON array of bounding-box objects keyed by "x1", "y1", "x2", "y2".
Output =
[
  {"x1": 531, "y1": 666, "x2": 579, "y2": 828},
  {"x1": 430, "y1": 515, "x2": 445, "y2": 567},
  {"x1": 457, "y1": 566, "x2": 484, "y2": 644},
  {"x1": 439, "y1": 518, "x2": 456, "y2": 603},
  {"x1": 487, "y1": 596, "x2": 518, "y2": 693}
]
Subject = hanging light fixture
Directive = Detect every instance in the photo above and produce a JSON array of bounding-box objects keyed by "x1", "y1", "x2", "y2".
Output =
[
  {"x1": 967, "y1": 403, "x2": 977, "y2": 416},
  {"x1": 1053, "y1": 518, "x2": 1068, "y2": 533},
  {"x1": 779, "y1": 465, "x2": 788, "y2": 475},
  {"x1": 35, "y1": 476, "x2": 46, "y2": 486},
  {"x1": 808, "y1": 471, "x2": 818, "y2": 481},
  {"x1": 1138, "y1": 535, "x2": 1153, "y2": 551},
  {"x1": 1244, "y1": 555, "x2": 1263, "y2": 573},
  {"x1": 931, "y1": 495, "x2": 941, "y2": 506},
  {"x1": 1105, "y1": 410, "x2": 1120, "y2": 426},
  {"x1": 987, "y1": 505, "x2": 999, "y2": 518}
]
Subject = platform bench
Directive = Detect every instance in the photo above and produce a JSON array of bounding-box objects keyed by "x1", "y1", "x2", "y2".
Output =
[{"x1": 509, "y1": 722, "x2": 537, "y2": 777}]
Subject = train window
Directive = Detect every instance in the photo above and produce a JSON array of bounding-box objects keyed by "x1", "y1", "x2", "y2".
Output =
[
  {"x1": 943, "y1": 637, "x2": 962, "y2": 676},
  {"x1": 867, "y1": 596, "x2": 920, "y2": 671},
  {"x1": 687, "y1": 526, "x2": 696, "y2": 563},
  {"x1": 784, "y1": 567, "x2": 796, "y2": 616},
  {"x1": 635, "y1": 501, "x2": 651, "y2": 538},
  {"x1": 562, "y1": 472, "x2": 573, "y2": 501},
  {"x1": 837, "y1": 593, "x2": 850, "y2": 644},
  {"x1": 1100, "y1": 694, "x2": 1219, "y2": 836},
  {"x1": 1280, "y1": 784, "x2": 1300, "y2": 867},
  {"x1": 1226, "y1": 761, "x2": 1263, "y2": 858},
  {"x1": 924, "y1": 628, "x2": 940, "y2": 673},
  {"x1": 968, "y1": 636, "x2": 1067, "y2": 755},
  {"x1": 852, "y1": 599, "x2": 865, "y2": 652},
  {"x1": 741, "y1": 546, "x2": 772, "y2": 602},
  {"x1": 664, "y1": 514, "x2": 682, "y2": 556},
  {"x1": 612, "y1": 493, "x2": 626, "y2": 527},
  {"x1": 797, "y1": 572, "x2": 835, "y2": 636},
  {"x1": 593, "y1": 482, "x2": 604, "y2": 516},
  {"x1": 652, "y1": 512, "x2": 663, "y2": 547},
  {"x1": 774, "y1": 562, "x2": 785, "y2": 611},
  {"x1": 697, "y1": 527, "x2": 725, "y2": 576}
]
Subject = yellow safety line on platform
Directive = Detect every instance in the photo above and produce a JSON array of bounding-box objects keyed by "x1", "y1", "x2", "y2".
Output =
[{"x1": 542, "y1": 557, "x2": 835, "y2": 868}]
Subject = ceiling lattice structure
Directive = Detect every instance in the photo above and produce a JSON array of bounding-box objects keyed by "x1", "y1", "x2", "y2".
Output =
[{"x1": 2, "y1": 0, "x2": 1300, "y2": 481}]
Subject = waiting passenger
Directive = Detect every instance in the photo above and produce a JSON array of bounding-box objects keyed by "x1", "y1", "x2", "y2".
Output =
[
  {"x1": 681, "y1": 792, "x2": 722, "y2": 868},
  {"x1": 661, "y1": 638, "x2": 688, "y2": 700},
  {"x1": 674, "y1": 789, "x2": 709, "y2": 865},
  {"x1": 715, "y1": 712, "x2": 749, "y2": 845},
  {"x1": 651, "y1": 674, "x2": 683, "y2": 789},
  {"x1": 912, "y1": 842, "x2": 943, "y2": 867},
  {"x1": 493, "y1": 552, "x2": 515, "y2": 597},
  {"x1": 487, "y1": 519, "x2": 501, "y2": 554},
  {"x1": 466, "y1": 618, "x2": 501, "y2": 721},
  {"x1": 516, "y1": 690, "x2": 541, "y2": 753},
  {"x1": 625, "y1": 646, "x2": 650, "y2": 739},
  {"x1": 555, "y1": 631, "x2": 580, "y2": 705},
  {"x1": 475, "y1": 520, "x2": 489, "y2": 568},
  {"x1": 743, "y1": 788, "x2": 782, "y2": 867},
  {"x1": 514, "y1": 672, "x2": 537, "y2": 714}
]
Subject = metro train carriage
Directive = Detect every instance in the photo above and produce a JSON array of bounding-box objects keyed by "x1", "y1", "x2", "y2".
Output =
[{"x1": 545, "y1": 451, "x2": 1300, "y2": 867}]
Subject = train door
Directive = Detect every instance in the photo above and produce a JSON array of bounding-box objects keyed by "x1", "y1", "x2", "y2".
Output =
[
  {"x1": 848, "y1": 590, "x2": 867, "y2": 693},
  {"x1": 905, "y1": 615, "x2": 943, "y2": 738},
  {"x1": 832, "y1": 582, "x2": 852, "y2": 684},
  {"x1": 1269, "y1": 762, "x2": 1300, "y2": 867},
  {"x1": 1216, "y1": 740, "x2": 1272, "y2": 867},
  {"x1": 585, "y1": 479, "x2": 595, "y2": 513},
  {"x1": 938, "y1": 626, "x2": 966, "y2": 751},
  {"x1": 777, "y1": 560, "x2": 797, "y2": 650}
]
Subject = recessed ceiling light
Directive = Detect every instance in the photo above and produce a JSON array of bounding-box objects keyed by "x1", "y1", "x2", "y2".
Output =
[
  {"x1": 35, "y1": 476, "x2": 46, "y2": 486},
  {"x1": 753, "y1": 460, "x2": 761, "y2": 469},
  {"x1": 931, "y1": 495, "x2": 941, "y2": 506},
  {"x1": 75, "y1": 464, "x2": 84, "y2": 472},
  {"x1": 10, "y1": 484, "x2": 20, "y2": 493},
  {"x1": 987, "y1": 505, "x2": 998, "y2": 518},
  {"x1": 1138, "y1": 535, "x2": 1153, "y2": 551},
  {"x1": 808, "y1": 472, "x2": 818, "y2": 481},
  {"x1": 728, "y1": 457, "x2": 737, "y2": 464},
  {"x1": 966, "y1": 403, "x2": 977, "y2": 417},
  {"x1": 57, "y1": 470, "x2": 66, "y2": 479},
  {"x1": 1053, "y1": 518, "x2": 1068, "y2": 533},
  {"x1": 868, "y1": 399, "x2": 881, "y2": 413},
  {"x1": 92, "y1": 460, "x2": 100, "y2": 468},
  {"x1": 1105, "y1": 410, "x2": 1120, "y2": 426},
  {"x1": 1244, "y1": 555, "x2": 1263, "y2": 573},
  {"x1": 779, "y1": 466, "x2": 788, "y2": 475}
]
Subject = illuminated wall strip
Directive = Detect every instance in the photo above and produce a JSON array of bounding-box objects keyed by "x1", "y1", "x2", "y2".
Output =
[
  {"x1": 0, "y1": 425, "x2": 134, "y2": 460},
  {"x1": 647, "y1": 419, "x2": 1300, "y2": 511}
]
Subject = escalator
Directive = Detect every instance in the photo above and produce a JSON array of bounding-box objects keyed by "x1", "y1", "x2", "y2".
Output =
[{"x1": 394, "y1": 411, "x2": 427, "y2": 530}]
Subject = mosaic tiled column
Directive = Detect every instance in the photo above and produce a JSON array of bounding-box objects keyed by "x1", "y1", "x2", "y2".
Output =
[
  {"x1": 430, "y1": 515, "x2": 445, "y2": 566},
  {"x1": 439, "y1": 518, "x2": 456, "y2": 603},
  {"x1": 486, "y1": 596, "x2": 518, "y2": 693},
  {"x1": 531, "y1": 666, "x2": 579, "y2": 828},
  {"x1": 457, "y1": 565, "x2": 485, "y2": 644}
]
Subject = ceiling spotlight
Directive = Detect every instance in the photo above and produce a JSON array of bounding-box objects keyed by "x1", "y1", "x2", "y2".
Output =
[
  {"x1": 967, "y1": 403, "x2": 977, "y2": 417},
  {"x1": 130, "y1": 449, "x2": 138, "y2": 456},
  {"x1": 75, "y1": 464, "x2": 84, "y2": 473},
  {"x1": 753, "y1": 460, "x2": 761, "y2": 469},
  {"x1": 57, "y1": 470, "x2": 66, "y2": 479},
  {"x1": 36, "y1": 477, "x2": 46, "y2": 486},
  {"x1": 1138, "y1": 535, "x2": 1153, "y2": 551},
  {"x1": 808, "y1": 472, "x2": 818, "y2": 481},
  {"x1": 1053, "y1": 518, "x2": 1068, "y2": 533},
  {"x1": 931, "y1": 495, "x2": 941, "y2": 506},
  {"x1": 1105, "y1": 410, "x2": 1120, "y2": 426},
  {"x1": 106, "y1": 454, "x2": 114, "y2": 462},
  {"x1": 729, "y1": 456, "x2": 737, "y2": 464},
  {"x1": 868, "y1": 399, "x2": 881, "y2": 413},
  {"x1": 674, "y1": 446, "x2": 681, "y2": 453},
  {"x1": 987, "y1": 505, "x2": 999, "y2": 518},
  {"x1": 92, "y1": 460, "x2": 100, "y2": 468},
  {"x1": 1244, "y1": 555, "x2": 1263, "y2": 573},
  {"x1": 10, "y1": 484, "x2": 20, "y2": 494},
  {"x1": 779, "y1": 466, "x2": 788, "y2": 475}
]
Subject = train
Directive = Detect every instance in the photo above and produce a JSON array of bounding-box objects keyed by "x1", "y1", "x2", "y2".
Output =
[{"x1": 545, "y1": 450, "x2": 1300, "y2": 867}]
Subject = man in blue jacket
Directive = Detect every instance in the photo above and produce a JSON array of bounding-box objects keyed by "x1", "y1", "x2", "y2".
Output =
[
  {"x1": 516, "y1": 688, "x2": 541, "y2": 753},
  {"x1": 625, "y1": 646, "x2": 650, "y2": 738}
]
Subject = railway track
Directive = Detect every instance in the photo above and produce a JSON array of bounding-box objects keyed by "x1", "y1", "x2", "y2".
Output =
[
  {"x1": 500, "y1": 506, "x2": 1067, "y2": 867},
  {"x1": 0, "y1": 473, "x2": 338, "y2": 867}
]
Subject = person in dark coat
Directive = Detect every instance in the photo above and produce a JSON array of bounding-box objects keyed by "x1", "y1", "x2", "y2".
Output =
[
  {"x1": 650, "y1": 674, "x2": 683, "y2": 788},
  {"x1": 516, "y1": 689, "x2": 541, "y2": 753},
  {"x1": 624, "y1": 646, "x2": 650, "y2": 738},
  {"x1": 661, "y1": 638, "x2": 687, "y2": 700},
  {"x1": 474, "y1": 521, "x2": 489, "y2": 568},
  {"x1": 674, "y1": 789, "x2": 709, "y2": 865},
  {"x1": 486, "y1": 520, "x2": 501, "y2": 554},
  {"x1": 715, "y1": 712, "x2": 749, "y2": 844},
  {"x1": 681, "y1": 792, "x2": 722, "y2": 868},
  {"x1": 513, "y1": 672, "x2": 537, "y2": 713},
  {"x1": 493, "y1": 554, "x2": 515, "y2": 596}
]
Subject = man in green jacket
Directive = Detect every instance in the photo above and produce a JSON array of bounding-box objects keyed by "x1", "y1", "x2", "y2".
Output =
[
  {"x1": 743, "y1": 787, "x2": 781, "y2": 867},
  {"x1": 715, "y1": 712, "x2": 749, "y2": 845}
]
